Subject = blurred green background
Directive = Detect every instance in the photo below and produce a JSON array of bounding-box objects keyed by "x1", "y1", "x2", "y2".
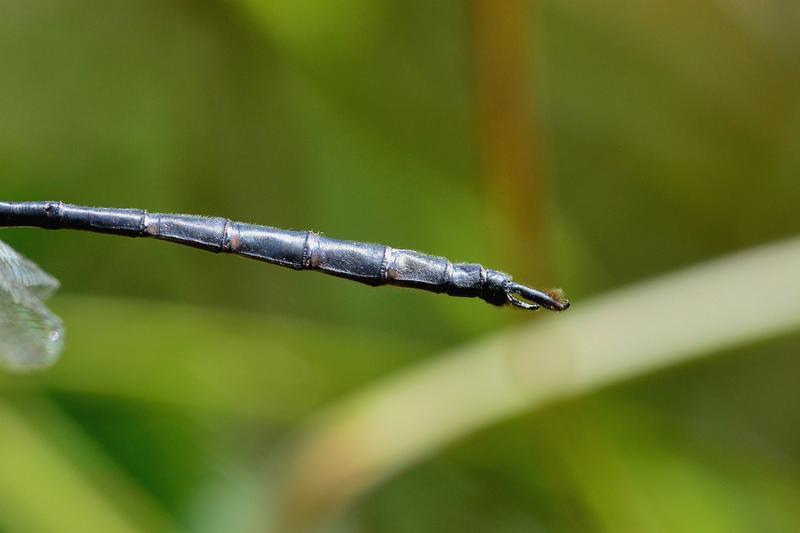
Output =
[{"x1": 2, "y1": 0, "x2": 800, "y2": 531}]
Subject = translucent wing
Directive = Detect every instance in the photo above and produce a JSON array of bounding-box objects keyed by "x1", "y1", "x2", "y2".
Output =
[{"x1": 0, "y1": 240, "x2": 64, "y2": 371}]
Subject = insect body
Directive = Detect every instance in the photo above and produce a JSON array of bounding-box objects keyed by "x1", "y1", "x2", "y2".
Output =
[{"x1": 0, "y1": 201, "x2": 569, "y2": 369}]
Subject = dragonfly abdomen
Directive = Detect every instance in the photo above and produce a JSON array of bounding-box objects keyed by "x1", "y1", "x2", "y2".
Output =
[{"x1": 0, "y1": 201, "x2": 569, "y2": 311}]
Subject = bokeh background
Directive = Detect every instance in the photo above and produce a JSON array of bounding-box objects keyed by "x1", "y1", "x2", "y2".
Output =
[{"x1": 2, "y1": 1, "x2": 800, "y2": 532}]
